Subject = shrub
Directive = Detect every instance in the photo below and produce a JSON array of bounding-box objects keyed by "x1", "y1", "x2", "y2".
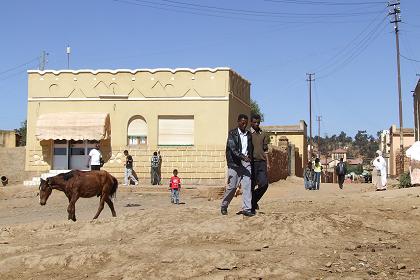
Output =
[{"x1": 399, "y1": 172, "x2": 412, "y2": 188}]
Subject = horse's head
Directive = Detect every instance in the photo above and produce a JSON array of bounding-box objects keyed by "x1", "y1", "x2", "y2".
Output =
[{"x1": 39, "y1": 178, "x2": 52, "y2": 205}]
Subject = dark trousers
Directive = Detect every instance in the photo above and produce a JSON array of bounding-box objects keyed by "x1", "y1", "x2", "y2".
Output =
[
  {"x1": 251, "y1": 160, "x2": 269, "y2": 210},
  {"x1": 151, "y1": 167, "x2": 159, "y2": 185},
  {"x1": 91, "y1": 165, "x2": 100, "y2": 171},
  {"x1": 338, "y1": 175, "x2": 345, "y2": 189}
]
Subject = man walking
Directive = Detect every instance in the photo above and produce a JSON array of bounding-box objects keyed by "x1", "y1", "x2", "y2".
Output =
[
  {"x1": 335, "y1": 158, "x2": 347, "y2": 189},
  {"x1": 151, "y1": 151, "x2": 160, "y2": 185},
  {"x1": 250, "y1": 114, "x2": 270, "y2": 214},
  {"x1": 221, "y1": 114, "x2": 254, "y2": 217},
  {"x1": 123, "y1": 150, "x2": 138, "y2": 186}
]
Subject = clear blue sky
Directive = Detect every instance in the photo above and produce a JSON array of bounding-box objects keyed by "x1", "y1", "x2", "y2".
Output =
[{"x1": 1, "y1": 0, "x2": 419, "y2": 138}]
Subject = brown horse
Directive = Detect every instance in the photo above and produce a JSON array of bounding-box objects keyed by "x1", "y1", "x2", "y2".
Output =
[{"x1": 39, "y1": 170, "x2": 118, "y2": 221}]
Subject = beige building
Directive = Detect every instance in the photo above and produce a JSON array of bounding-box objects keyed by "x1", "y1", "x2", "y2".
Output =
[
  {"x1": 414, "y1": 78, "x2": 420, "y2": 141},
  {"x1": 331, "y1": 148, "x2": 347, "y2": 162},
  {"x1": 0, "y1": 130, "x2": 17, "y2": 148},
  {"x1": 262, "y1": 120, "x2": 307, "y2": 174},
  {"x1": 26, "y1": 67, "x2": 250, "y2": 184},
  {"x1": 389, "y1": 124, "x2": 415, "y2": 177}
]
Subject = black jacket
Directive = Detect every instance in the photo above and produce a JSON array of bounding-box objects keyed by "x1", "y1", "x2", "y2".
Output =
[{"x1": 226, "y1": 128, "x2": 253, "y2": 168}]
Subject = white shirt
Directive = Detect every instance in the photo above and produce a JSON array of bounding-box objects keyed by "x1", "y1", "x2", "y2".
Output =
[
  {"x1": 89, "y1": 148, "x2": 101, "y2": 165},
  {"x1": 238, "y1": 128, "x2": 248, "y2": 156}
]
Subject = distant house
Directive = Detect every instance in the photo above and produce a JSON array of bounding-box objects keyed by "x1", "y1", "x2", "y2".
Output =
[
  {"x1": 347, "y1": 158, "x2": 363, "y2": 166},
  {"x1": 0, "y1": 130, "x2": 18, "y2": 148},
  {"x1": 388, "y1": 124, "x2": 414, "y2": 177},
  {"x1": 413, "y1": 78, "x2": 420, "y2": 141},
  {"x1": 262, "y1": 120, "x2": 308, "y2": 172},
  {"x1": 331, "y1": 148, "x2": 347, "y2": 161}
]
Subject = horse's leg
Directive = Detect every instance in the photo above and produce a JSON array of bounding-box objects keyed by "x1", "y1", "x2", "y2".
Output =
[
  {"x1": 67, "y1": 196, "x2": 78, "y2": 221},
  {"x1": 93, "y1": 195, "x2": 106, "y2": 219},
  {"x1": 105, "y1": 197, "x2": 117, "y2": 217}
]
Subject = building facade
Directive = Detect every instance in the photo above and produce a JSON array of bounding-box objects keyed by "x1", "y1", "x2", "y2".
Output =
[
  {"x1": 414, "y1": 79, "x2": 420, "y2": 141},
  {"x1": 262, "y1": 120, "x2": 307, "y2": 174},
  {"x1": 26, "y1": 68, "x2": 250, "y2": 184},
  {"x1": 389, "y1": 124, "x2": 415, "y2": 177},
  {"x1": 0, "y1": 130, "x2": 17, "y2": 148}
]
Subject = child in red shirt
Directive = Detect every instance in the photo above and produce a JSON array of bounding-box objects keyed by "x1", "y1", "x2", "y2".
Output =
[{"x1": 169, "y1": 169, "x2": 181, "y2": 204}]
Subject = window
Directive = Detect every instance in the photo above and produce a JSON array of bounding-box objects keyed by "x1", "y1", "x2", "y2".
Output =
[
  {"x1": 128, "y1": 117, "x2": 148, "y2": 145},
  {"x1": 158, "y1": 116, "x2": 194, "y2": 145}
]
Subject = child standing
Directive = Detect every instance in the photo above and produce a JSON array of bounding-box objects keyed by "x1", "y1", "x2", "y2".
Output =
[{"x1": 169, "y1": 169, "x2": 181, "y2": 204}]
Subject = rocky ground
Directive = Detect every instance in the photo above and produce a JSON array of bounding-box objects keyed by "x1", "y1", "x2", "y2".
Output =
[{"x1": 0, "y1": 178, "x2": 419, "y2": 280}]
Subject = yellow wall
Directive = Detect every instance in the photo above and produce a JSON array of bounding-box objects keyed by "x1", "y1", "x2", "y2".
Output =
[
  {"x1": 0, "y1": 131, "x2": 16, "y2": 148},
  {"x1": 268, "y1": 132, "x2": 307, "y2": 169},
  {"x1": 26, "y1": 68, "x2": 250, "y2": 184}
]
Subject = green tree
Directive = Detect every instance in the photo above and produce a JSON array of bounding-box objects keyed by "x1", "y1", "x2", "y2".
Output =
[
  {"x1": 250, "y1": 99, "x2": 264, "y2": 121},
  {"x1": 14, "y1": 120, "x2": 27, "y2": 146}
]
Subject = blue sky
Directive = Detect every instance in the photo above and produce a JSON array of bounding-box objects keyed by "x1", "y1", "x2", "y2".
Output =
[{"x1": 1, "y1": 0, "x2": 419, "y2": 138}]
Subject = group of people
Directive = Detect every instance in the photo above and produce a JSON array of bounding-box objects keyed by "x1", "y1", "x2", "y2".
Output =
[
  {"x1": 220, "y1": 114, "x2": 270, "y2": 217},
  {"x1": 304, "y1": 157, "x2": 347, "y2": 190},
  {"x1": 303, "y1": 158, "x2": 324, "y2": 190},
  {"x1": 88, "y1": 146, "x2": 181, "y2": 204},
  {"x1": 303, "y1": 150, "x2": 387, "y2": 191}
]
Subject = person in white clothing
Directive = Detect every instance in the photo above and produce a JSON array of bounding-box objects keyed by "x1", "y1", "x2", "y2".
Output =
[
  {"x1": 373, "y1": 150, "x2": 387, "y2": 191},
  {"x1": 87, "y1": 144, "x2": 102, "y2": 171}
]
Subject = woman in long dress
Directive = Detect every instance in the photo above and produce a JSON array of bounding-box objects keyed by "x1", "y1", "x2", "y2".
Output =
[{"x1": 373, "y1": 150, "x2": 387, "y2": 191}]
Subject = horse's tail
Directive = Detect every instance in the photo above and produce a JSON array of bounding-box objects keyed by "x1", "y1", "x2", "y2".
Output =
[{"x1": 109, "y1": 175, "x2": 118, "y2": 200}]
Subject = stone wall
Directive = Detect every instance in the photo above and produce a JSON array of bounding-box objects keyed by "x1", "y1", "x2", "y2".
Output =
[
  {"x1": 268, "y1": 145, "x2": 288, "y2": 183},
  {"x1": 0, "y1": 147, "x2": 37, "y2": 183},
  {"x1": 103, "y1": 145, "x2": 226, "y2": 185},
  {"x1": 0, "y1": 131, "x2": 17, "y2": 148}
]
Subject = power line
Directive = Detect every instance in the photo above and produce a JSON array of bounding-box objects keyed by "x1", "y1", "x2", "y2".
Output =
[
  {"x1": 158, "y1": 0, "x2": 382, "y2": 17},
  {"x1": 316, "y1": 16, "x2": 388, "y2": 79},
  {"x1": 113, "y1": 0, "x2": 385, "y2": 21},
  {"x1": 263, "y1": 0, "x2": 385, "y2": 6},
  {"x1": 0, "y1": 56, "x2": 40, "y2": 76},
  {"x1": 400, "y1": 54, "x2": 420, "y2": 63}
]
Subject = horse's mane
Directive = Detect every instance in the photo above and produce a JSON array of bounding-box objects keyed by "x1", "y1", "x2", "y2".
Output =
[{"x1": 57, "y1": 170, "x2": 78, "y2": 181}]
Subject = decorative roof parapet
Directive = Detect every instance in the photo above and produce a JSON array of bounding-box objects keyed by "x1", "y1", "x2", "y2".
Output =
[{"x1": 27, "y1": 67, "x2": 251, "y2": 85}]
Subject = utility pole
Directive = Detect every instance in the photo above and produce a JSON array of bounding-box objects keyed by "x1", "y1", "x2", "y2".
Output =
[
  {"x1": 307, "y1": 73, "x2": 315, "y2": 160},
  {"x1": 388, "y1": 1, "x2": 404, "y2": 174},
  {"x1": 317, "y1": 115, "x2": 322, "y2": 157},
  {"x1": 39, "y1": 50, "x2": 48, "y2": 71},
  {"x1": 66, "y1": 45, "x2": 71, "y2": 69}
]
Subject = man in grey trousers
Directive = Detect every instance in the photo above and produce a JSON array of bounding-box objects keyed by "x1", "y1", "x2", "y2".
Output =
[{"x1": 221, "y1": 114, "x2": 254, "y2": 217}]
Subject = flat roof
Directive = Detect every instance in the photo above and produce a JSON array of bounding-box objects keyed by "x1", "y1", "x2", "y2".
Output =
[{"x1": 27, "y1": 67, "x2": 251, "y2": 85}]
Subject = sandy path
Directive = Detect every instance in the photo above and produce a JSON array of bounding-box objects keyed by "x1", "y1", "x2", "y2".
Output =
[{"x1": 0, "y1": 179, "x2": 419, "y2": 279}]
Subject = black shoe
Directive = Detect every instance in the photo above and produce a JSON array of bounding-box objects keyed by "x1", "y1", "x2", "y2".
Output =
[
  {"x1": 221, "y1": 207, "x2": 228, "y2": 215},
  {"x1": 250, "y1": 209, "x2": 256, "y2": 215},
  {"x1": 243, "y1": 210, "x2": 255, "y2": 217}
]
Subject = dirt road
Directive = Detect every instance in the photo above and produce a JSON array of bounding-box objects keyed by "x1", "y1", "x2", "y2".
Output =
[{"x1": 0, "y1": 178, "x2": 419, "y2": 279}]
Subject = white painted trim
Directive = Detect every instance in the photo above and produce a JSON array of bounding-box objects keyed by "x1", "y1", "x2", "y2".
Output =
[
  {"x1": 28, "y1": 67, "x2": 231, "y2": 75},
  {"x1": 28, "y1": 97, "x2": 229, "y2": 102},
  {"x1": 27, "y1": 67, "x2": 251, "y2": 85}
]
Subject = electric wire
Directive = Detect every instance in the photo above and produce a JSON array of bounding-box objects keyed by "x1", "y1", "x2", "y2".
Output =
[
  {"x1": 316, "y1": 16, "x2": 389, "y2": 79},
  {"x1": 0, "y1": 56, "x2": 40, "y2": 76},
  {"x1": 263, "y1": 0, "x2": 386, "y2": 6},
  {"x1": 311, "y1": 9, "x2": 386, "y2": 75},
  {"x1": 113, "y1": 0, "x2": 385, "y2": 22}
]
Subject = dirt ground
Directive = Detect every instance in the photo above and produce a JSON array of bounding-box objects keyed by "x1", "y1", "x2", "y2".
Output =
[{"x1": 0, "y1": 178, "x2": 420, "y2": 280}]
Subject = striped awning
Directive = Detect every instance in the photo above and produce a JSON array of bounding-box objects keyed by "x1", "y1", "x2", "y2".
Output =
[{"x1": 36, "y1": 112, "x2": 111, "y2": 140}]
